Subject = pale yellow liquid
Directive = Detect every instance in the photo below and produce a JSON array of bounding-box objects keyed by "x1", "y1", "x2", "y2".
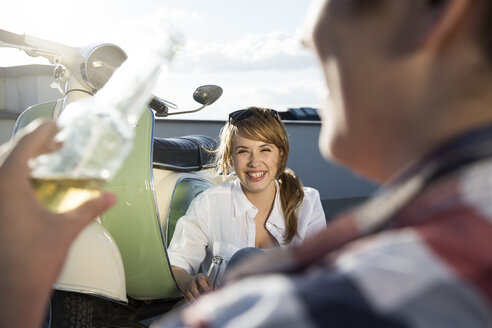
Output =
[{"x1": 31, "y1": 177, "x2": 106, "y2": 213}]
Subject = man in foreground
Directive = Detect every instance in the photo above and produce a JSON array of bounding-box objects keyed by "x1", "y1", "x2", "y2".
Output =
[{"x1": 154, "y1": 0, "x2": 492, "y2": 326}]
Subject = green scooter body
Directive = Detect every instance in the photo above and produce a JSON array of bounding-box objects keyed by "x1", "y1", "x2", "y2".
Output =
[{"x1": 14, "y1": 101, "x2": 187, "y2": 300}]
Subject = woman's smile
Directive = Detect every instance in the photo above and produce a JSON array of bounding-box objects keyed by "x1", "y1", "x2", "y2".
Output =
[
  {"x1": 246, "y1": 170, "x2": 267, "y2": 180},
  {"x1": 231, "y1": 134, "x2": 280, "y2": 197}
]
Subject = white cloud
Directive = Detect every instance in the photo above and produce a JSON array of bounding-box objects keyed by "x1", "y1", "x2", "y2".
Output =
[
  {"x1": 153, "y1": 28, "x2": 325, "y2": 120},
  {"x1": 173, "y1": 30, "x2": 318, "y2": 73}
]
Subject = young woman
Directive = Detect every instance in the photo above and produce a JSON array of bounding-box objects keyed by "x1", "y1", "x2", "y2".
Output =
[{"x1": 167, "y1": 107, "x2": 326, "y2": 302}]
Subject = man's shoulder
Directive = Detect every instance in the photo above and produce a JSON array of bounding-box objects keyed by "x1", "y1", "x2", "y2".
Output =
[{"x1": 411, "y1": 157, "x2": 492, "y2": 218}]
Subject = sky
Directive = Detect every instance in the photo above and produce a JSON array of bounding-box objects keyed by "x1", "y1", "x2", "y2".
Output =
[{"x1": 0, "y1": 0, "x2": 326, "y2": 120}]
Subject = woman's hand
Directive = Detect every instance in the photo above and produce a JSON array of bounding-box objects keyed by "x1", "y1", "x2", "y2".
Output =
[
  {"x1": 184, "y1": 273, "x2": 213, "y2": 303},
  {"x1": 171, "y1": 266, "x2": 213, "y2": 303}
]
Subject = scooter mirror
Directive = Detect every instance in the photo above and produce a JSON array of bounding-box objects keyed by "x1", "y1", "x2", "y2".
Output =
[
  {"x1": 153, "y1": 84, "x2": 223, "y2": 117},
  {"x1": 193, "y1": 85, "x2": 223, "y2": 106}
]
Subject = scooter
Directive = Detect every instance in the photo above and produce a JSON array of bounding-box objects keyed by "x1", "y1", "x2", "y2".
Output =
[{"x1": 1, "y1": 28, "x2": 226, "y2": 327}]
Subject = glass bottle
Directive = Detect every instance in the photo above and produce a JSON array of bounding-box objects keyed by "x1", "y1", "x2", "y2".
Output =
[{"x1": 31, "y1": 28, "x2": 180, "y2": 213}]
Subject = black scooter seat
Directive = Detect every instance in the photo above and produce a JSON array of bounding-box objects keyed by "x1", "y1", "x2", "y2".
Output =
[{"x1": 153, "y1": 135, "x2": 217, "y2": 172}]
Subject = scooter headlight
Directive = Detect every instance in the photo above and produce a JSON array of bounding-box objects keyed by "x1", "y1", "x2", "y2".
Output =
[{"x1": 80, "y1": 44, "x2": 127, "y2": 92}]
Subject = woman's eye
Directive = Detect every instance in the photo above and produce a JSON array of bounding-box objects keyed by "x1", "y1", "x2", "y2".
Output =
[
  {"x1": 261, "y1": 148, "x2": 272, "y2": 152},
  {"x1": 237, "y1": 150, "x2": 247, "y2": 154}
]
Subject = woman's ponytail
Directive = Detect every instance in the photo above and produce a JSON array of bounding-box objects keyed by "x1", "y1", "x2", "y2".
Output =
[{"x1": 278, "y1": 168, "x2": 304, "y2": 243}]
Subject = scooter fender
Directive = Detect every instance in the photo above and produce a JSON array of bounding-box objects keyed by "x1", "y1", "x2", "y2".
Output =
[{"x1": 54, "y1": 220, "x2": 128, "y2": 304}]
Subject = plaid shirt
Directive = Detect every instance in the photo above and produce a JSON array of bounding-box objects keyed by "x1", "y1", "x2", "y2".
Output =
[{"x1": 153, "y1": 126, "x2": 492, "y2": 328}]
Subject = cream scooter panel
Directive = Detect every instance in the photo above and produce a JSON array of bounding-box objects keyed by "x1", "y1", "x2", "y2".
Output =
[{"x1": 55, "y1": 221, "x2": 127, "y2": 303}]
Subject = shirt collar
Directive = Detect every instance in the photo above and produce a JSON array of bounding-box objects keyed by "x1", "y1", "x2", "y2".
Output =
[
  {"x1": 231, "y1": 179, "x2": 286, "y2": 230},
  {"x1": 232, "y1": 179, "x2": 254, "y2": 216},
  {"x1": 269, "y1": 183, "x2": 286, "y2": 229},
  {"x1": 388, "y1": 123, "x2": 492, "y2": 187}
]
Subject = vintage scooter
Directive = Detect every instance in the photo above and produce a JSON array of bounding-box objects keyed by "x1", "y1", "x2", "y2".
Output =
[{"x1": 1, "y1": 28, "x2": 226, "y2": 327}]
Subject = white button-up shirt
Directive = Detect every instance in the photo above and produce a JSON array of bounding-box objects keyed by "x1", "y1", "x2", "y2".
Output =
[{"x1": 168, "y1": 179, "x2": 326, "y2": 279}]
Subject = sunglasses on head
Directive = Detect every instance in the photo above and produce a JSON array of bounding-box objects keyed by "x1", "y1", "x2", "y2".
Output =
[{"x1": 228, "y1": 108, "x2": 280, "y2": 125}]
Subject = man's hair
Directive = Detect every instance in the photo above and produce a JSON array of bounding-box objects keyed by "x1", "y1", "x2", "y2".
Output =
[
  {"x1": 350, "y1": 0, "x2": 492, "y2": 65},
  {"x1": 350, "y1": 0, "x2": 385, "y2": 14},
  {"x1": 479, "y1": 1, "x2": 492, "y2": 61}
]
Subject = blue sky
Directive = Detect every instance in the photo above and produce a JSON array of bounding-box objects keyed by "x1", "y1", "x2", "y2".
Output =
[{"x1": 0, "y1": 0, "x2": 325, "y2": 120}]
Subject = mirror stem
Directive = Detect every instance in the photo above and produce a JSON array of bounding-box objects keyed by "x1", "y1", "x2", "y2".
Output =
[{"x1": 160, "y1": 104, "x2": 207, "y2": 117}]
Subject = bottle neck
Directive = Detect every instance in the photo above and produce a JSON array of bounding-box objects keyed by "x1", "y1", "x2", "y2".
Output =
[{"x1": 95, "y1": 52, "x2": 166, "y2": 125}]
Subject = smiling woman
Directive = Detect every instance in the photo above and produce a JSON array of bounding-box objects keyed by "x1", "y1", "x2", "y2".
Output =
[
  {"x1": 167, "y1": 106, "x2": 327, "y2": 303},
  {"x1": 219, "y1": 107, "x2": 304, "y2": 243}
]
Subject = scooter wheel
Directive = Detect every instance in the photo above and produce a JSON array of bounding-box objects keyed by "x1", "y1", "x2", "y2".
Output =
[{"x1": 43, "y1": 290, "x2": 93, "y2": 328}]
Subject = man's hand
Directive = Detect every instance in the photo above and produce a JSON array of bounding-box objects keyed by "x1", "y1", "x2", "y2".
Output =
[{"x1": 0, "y1": 120, "x2": 116, "y2": 328}]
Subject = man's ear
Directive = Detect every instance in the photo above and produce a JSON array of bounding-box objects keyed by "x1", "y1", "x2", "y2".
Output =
[
  {"x1": 422, "y1": 0, "x2": 472, "y2": 50},
  {"x1": 392, "y1": 0, "x2": 472, "y2": 54}
]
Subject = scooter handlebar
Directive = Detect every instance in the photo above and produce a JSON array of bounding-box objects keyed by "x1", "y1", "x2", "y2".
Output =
[
  {"x1": 0, "y1": 28, "x2": 79, "y2": 65},
  {"x1": 0, "y1": 29, "x2": 25, "y2": 46}
]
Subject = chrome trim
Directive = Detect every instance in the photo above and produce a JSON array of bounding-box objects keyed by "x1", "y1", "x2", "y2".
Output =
[
  {"x1": 153, "y1": 163, "x2": 200, "y2": 171},
  {"x1": 11, "y1": 99, "x2": 58, "y2": 138},
  {"x1": 51, "y1": 97, "x2": 65, "y2": 120},
  {"x1": 165, "y1": 176, "x2": 186, "y2": 244},
  {"x1": 152, "y1": 162, "x2": 215, "y2": 172},
  {"x1": 149, "y1": 107, "x2": 163, "y2": 242},
  {"x1": 162, "y1": 175, "x2": 186, "y2": 293}
]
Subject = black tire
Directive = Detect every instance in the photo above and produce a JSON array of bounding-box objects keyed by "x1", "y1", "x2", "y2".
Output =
[{"x1": 43, "y1": 291, "x2": 93, "y2": 328}]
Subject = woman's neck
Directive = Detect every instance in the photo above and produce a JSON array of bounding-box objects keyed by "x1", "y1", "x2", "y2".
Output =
[{"x1": 243, "y1": 183, "x2": 277, "y2": 214}]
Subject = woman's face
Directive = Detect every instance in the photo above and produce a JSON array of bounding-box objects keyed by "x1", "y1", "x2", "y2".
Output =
[{"x1": 231, "y1": 134, "x2": 281, "y2": 198}]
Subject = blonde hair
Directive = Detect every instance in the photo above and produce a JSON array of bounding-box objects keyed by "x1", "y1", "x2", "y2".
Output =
[{"x1": 215, "y1": 107, "x2": 304, "y2": 243}]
